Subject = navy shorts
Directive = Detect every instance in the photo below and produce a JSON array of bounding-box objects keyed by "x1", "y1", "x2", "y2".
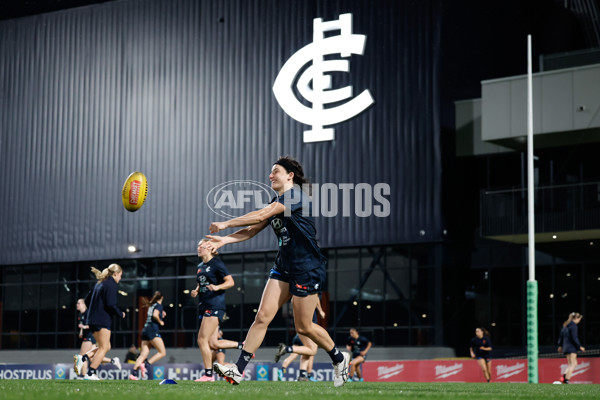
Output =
[
  {"x1": 269, "y1": 265, "x2": 325, "y2": 297},
  {"x1": 82, "y1": 331, "x2": 96, "y2": 343},
  {"x1": 353, "y1": 352, "x2": 367, "y2": 361},
  {"x1": 476, "y1": 356, "x2": 491, "y2": 362},
  {"x1": 292, "y1": 334, "x2": 303, "y2": 346},
  {"x1": 89, "y1": 324, "x2": 111, "y2": 333},
  {"x1": 199, "y1": 308, "x2": 225, "y2": 323},
  {"x1": 141, "y1": 327, "x2": 162, "y2": 341}
]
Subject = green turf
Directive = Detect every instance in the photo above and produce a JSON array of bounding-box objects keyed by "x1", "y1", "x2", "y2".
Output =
[{"x1": 0, "y1": 380, "x2": 599, "y2": 400}]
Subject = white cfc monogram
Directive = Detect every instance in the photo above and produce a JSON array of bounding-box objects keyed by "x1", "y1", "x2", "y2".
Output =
[{"x1": 273, "y1": 13, "x2": 374, "y2": 143}]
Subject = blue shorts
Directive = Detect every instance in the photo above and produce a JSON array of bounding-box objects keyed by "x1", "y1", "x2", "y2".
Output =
[
  {"x1": 269, "y1": 266, "x2": 325, "y2": 297},
  {"x1": 141, "y1": 327, "x2": 162, "y2": 341},
  {"x1": 476, "y1": 356, "x2": 491, "y2": 362},
  {"x1": 353, "y1": 352, "x2": 367, "y2": 361},
  {"x1": 199, "y1": 308, "x2": 225, "y2": 323},
  {"x1": 89, "y1": 324, "x2": 111, "y2": 333}
]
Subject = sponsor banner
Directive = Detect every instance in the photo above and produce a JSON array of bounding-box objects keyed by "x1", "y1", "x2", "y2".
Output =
[
  {"x1": 493, "y1": 360, "x2": 527, "y2": 382},
  {"x1": 5, "y1": 359, "x2": 600, "y2": 382},
  {"x1": 538, "y1": 358, "x2": 600, "y2": 384},
  {"x1": 422, "y1": 360, "x2": 481, "y2": 382},
  {"x1": 271, "y1": 363, "x2": 337, "y2": 381},
  {"x1": 0, "y1": 364, "x2": 55, "y2": 380},
  {"x1": 364, "y1": 358, "x2": 600, "y2": 383}
]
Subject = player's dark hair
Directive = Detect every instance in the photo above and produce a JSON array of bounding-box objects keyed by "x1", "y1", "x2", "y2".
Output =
[
  {"x1": 274, "y1": 155, "x2": 311, "y2": 192},
  {"x1": 141, "y1": 291, "x2": 163, "y2": 308},
  {"x1": 477, "y1": 327, "x2": 490, "y2": 338}
]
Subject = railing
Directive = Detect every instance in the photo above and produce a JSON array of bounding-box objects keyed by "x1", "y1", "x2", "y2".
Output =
[{"x1": 481, "y1": 182, "x2": 600, "y2": 237}]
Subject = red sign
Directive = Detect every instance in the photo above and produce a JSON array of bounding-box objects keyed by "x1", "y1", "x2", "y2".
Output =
[{"x1": 364, "y1": 358, "x2": 600, "y2": 383}]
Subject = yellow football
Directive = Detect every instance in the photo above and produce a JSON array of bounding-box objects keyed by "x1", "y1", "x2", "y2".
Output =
[{"x1": 121, "y1": 171, "x2": 148, "y2": 212}]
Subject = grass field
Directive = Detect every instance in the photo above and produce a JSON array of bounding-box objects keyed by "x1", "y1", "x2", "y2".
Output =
[{"x1": 1, "y1": 380, "x2": 599, "y2": 400}]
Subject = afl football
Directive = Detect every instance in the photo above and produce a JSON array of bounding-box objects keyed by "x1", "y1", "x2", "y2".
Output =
[{"x1": 121, "y1": 171, "x2": 148, "y2": 212}]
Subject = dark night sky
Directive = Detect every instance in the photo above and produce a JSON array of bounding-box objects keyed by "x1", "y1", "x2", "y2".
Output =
[{"x1": 0, "y1": 0, "x2": 589, "y2": 130}]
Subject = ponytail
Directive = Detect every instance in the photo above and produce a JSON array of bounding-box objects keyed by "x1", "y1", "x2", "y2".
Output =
[
  {"x1": 477, "y1": 327, "x2": 491, "y2": 338},
  {"x1": 563, "y1": 312, "x2": 583, "y2": 327},
  {"x1": 90, "y1": 263, "x2": 122, "y2": 283},
  {"x1": 141, "y1": 291, "x2": 164, "y2": 309}
]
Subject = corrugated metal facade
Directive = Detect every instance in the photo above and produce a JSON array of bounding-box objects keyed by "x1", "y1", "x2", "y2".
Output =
[{"x1": 0, "y1": 0, "x2": 442, "y2": 265}]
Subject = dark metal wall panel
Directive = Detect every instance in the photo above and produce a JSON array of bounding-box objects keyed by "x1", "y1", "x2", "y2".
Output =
[{"x1": 0, "y1": 0, "x2": 442, "y2": 264}]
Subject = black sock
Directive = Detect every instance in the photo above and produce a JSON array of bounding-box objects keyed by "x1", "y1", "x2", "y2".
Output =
[
  {"x1": 87, "y1": 367, "x2": 96, "y2": 376},
  {"x1": 82, "y1": 354, "x2": 89, "y2": 363},
  {"x1": 205, "y1": 368, "x2": 213, "y2": 377},
  {"x1": 299, "y1": 369, "x2": 308, "y2": 378},
  {"x1": 286, "y1": 346, "x2": 293, "y2": 353},
  {"x1": 131, "y1": 368, "x2": 139, "y2": 377},
  {"x1": 237, "y1": 342, "x2": 244, "y2": 350},
  {"x1": 327, "y1": 346, "x2": 344, "y2": 364},
  {"x1": 235, "y1": 350, "x2": 254, "y2": 373}
]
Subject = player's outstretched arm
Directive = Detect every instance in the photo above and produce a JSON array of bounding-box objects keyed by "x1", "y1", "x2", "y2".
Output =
[
  {"x1": 209, "y1": 202, "x2": 285, "y2": 233},
  {"x1": 205, "y1": 220, "x2": 270, "y2": 252}
]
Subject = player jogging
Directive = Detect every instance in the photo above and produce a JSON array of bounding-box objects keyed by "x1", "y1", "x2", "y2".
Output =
[
  {"x1": 192, "y1": 239, "x2": 244, "y2": 382},
  {"x1": 80, "y1": 264, "x2": 125, "y2": 380},
  {"x1": 470, "y1": 327, "x2": 493, "y2": 382},
  {"x1": 557, "y1": 312, "x2": 585, "y2": 384},
  {"x1": 346, "y1": 328, "x2": 372, "y2": 382},
  {"x1": 129, "y1": 291, "x2": 167, "y2": 380}
]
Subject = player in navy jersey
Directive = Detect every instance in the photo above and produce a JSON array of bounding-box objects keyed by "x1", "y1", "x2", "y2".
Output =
[
  {"x1": 557, "y1": 312, "x2": 585, "y2": 384},
  {"x1": 346, "y1": 328, "x2": 372, "y2": 382},
  {"x1": 206, "y1": 156, "x2": 350, "y2": 387},
  {"x1": 74, "y1": 298, "x2": 95, "y2": 377},
  {"x1": 470, "y1": 327, "x2": 493, "y2": 382},
  {"x1": 129, "y1": 291, "x2": 167, "y2": 380},
  {"x1": 192, "y1": 239, "x2": 244, "y2": 382},
  {"x1": 80, "y1": 264, "x2": 125, "y2": 380},
  {"x1": 73, "y1": 297, "x2": 122, "y2": 378}
]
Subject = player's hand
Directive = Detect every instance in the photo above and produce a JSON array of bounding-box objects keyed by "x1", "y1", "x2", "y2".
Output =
[
  {"x1": 207, "y1": 284, "x2": 219, "y2": 292},
  {"x1": 557, "y1": 346, "x2": 562, "y2": 353},
  {"x1": 580, "y1": 346, "x2": 586, "y2": 352},
  {"x1": 209, "y1": 222, "x2": 227, "y2": 233},
  {"x1": 162, "y1": 310, "x2": 167, "y2": 318},
  {"x1": 122, "y1": 312, "x2": 126, "y2": 319},
  {"x1": 78, "y1": 333, "x2": 83, "y2": 339},
  {"x1": 204, "y1": 235, "x2": 226, "y2": 253},
  {"x1": 190, "y1": 289, "x2": 198, "y2": 298},
  {"x1": 319, "y1": 310, "x2": 326, "y2": 319}
]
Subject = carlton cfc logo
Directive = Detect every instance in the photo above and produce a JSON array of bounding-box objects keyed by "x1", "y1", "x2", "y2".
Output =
[{"x1": 273, "y1": 13, "x2": 374, "y2": 143}]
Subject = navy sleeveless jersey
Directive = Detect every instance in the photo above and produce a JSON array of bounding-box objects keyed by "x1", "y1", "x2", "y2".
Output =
[
  {"x1": 470, "y1": 336, "x2": 493, "y2": 358},
  {"x1": 196, "y1": 257, "x2": 230, "y2": 310},
  {"x1": 144, "y1": 302, "x2": 164, "y2": 331},
  {"x1": 268, "y1": 187, "x2": 326, "y2": 274}
]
